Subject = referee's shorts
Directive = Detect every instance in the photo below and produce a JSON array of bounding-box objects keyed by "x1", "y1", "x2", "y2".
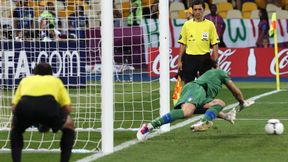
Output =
[
  {"x1": 13, "y1": 95, "x2": 67, "y2": 133},
  {"x1": 182, "y1": 53, "x2": 211, "y2": 83}
]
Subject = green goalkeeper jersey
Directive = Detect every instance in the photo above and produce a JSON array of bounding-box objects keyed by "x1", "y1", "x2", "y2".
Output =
[{"x1": 194, "y1": 69, "x2": 231, "y2": 99}]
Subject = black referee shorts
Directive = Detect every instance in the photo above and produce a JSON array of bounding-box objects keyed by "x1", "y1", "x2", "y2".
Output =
[
  {"x1": 13, "y1": 95, "x2": 67, "y2": 133},
  {"x1": 181, "y1": 53, "x2": 211, "y2": 83}
]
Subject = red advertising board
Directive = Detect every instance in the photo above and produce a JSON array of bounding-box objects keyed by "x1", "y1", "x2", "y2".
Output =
[{"x1": 148, "y1": 48, "x2": 288, "y2": 78}]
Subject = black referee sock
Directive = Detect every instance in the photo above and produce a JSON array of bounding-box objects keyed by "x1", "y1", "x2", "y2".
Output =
[
  {"x1": 60, "y1": 129, "x2": 75, "y2": 162},
  {"x1": 10, "y1": 129, "x2": 23, "y2": 162}
]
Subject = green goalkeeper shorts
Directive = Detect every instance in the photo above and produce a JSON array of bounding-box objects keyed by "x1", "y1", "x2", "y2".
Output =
[{"x1": 174, "y1": 82, "x2": 213, "y2": 109}]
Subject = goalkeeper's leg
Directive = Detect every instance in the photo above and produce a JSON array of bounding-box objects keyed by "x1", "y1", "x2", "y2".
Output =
[
  {"x1": 137, "y1": 103, "x2": 196, "y2": 141},
  {"x1": 60, "y1": 115, "x2": 75, "y2": 162},
  {"x1": 202, "y1": 99, "x2": 235, "y2": 123},
  {"x1": 191, "y1": 99, "x2": 225, "y2": 131},
  {"x1": 10, "y1": 127, "x2": 24, "y2": 162}
]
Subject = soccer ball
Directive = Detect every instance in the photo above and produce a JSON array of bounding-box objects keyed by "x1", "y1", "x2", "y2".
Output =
[{"x1": 265, "y1": 119, "x2": 284, "y2": 135}]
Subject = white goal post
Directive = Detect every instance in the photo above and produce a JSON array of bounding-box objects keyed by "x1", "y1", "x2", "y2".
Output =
[{"x1": 0, "y1": 0, "x2": 170, "y2": 153}]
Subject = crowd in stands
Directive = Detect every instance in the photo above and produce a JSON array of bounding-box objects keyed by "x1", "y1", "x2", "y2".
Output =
[
  {"x1": 170, "y1": 0, "x2": 288, "y2": 19},
  {"x1": 0, "y1": 0, "x2": 287, "y2": 42},
  {"x1": 1, "y1": 0, "x2": 90, "y2": 41}
]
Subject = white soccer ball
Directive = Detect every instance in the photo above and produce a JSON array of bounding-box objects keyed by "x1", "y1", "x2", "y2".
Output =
[{"x1": 265, "y1": 119, "x2": 284, "y2": 135}]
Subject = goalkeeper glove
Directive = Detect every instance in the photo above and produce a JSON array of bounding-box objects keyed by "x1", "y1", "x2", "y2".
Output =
[{"x1": 238, "y1": 100, "x2": 255, "y2": 112}]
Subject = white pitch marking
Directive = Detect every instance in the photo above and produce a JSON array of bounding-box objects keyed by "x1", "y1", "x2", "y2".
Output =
[{"x1": 230, "y1": 118, "x2": 288, "y2": 121}]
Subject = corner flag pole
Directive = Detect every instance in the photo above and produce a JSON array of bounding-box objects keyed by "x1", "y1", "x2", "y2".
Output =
[{"x1": 269, "y1": 12, "x2": 280, "y2": 91}]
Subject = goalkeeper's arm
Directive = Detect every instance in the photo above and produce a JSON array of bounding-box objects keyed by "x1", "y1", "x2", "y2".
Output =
[
  {"x1": 225, "y1": 80, "x2": 255, "y2": 111},
  {"x1": 225, "y1": 80, "x2": 245, "y2": 105}
]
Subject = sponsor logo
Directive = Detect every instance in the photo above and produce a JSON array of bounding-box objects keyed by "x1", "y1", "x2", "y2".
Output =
[
  {"x1": 218, "y1": 49, "x2": 236, "y2": 74},
  {"x1": 151, "y1": 48, "x2": 179, "y2": 75},
  {"x1": 0, "y1": 50, "x2": 81, "y2": 79},
  {"x1": 270, "y1": 49, "x2": 288, "y2": 75}
]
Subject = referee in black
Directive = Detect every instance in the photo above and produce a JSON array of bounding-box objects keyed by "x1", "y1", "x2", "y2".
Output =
[{"x1": 10, "y1": 63, "x2": 75, "y2": 162}]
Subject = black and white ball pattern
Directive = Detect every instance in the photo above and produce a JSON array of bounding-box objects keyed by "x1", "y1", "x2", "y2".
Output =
[{"x1": 265, "y1": 119, "x2": 284, "y2": 135}]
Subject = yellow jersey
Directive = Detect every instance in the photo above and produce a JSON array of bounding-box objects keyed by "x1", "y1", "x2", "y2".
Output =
[
  {"x1": 178, "y1": 19, "x2": 219, "y2": 55},
  {"x1": 12, "y1": 75, "x2": 71, "y2": 107}
]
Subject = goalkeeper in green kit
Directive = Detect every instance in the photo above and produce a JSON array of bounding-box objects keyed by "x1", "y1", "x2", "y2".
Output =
[{"x1": 137, "y1": 58, "x2": 254, "y2": 141}]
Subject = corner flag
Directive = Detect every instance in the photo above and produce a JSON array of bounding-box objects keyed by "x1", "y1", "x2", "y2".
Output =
[
  {"x1": 269, "y1": 12, "x2": 280, "y2": 90},
  {"x1": 172, "y1": 75, "x2": 182, "y2": 105},
  {"x1": 269, "y1": 13, "x2": 277, "y2": 36}
]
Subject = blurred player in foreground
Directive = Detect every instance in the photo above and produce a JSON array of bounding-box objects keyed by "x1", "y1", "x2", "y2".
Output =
[
  {"x1": 10, "y1": 63, "x2": 75, "y2": 162},
  {"x1": 137, "y1": 59, "x2": 254, "y2": 141}
]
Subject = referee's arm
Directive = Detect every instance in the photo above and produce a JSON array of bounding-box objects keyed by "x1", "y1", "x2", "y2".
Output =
[
  {"x1": 212, "y1": 43, "x2": 218, "y2": 61},
  {"x1": 210, "y1": 22, "x2": 220, "y2": 61},
  {"x1": 178, "y1": 22, "x2": 187, "y2": 71},
  {"x1": 178, "y1": 43, "x2": 186, "y2": 71}
]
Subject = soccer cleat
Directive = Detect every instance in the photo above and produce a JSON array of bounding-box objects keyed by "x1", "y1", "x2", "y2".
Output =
[
  {"x1": 225, "y1": 108, "x2": 236, "y2": 124},
  {"x1": 137, "y1": 123, "x2": 151, "y2": 141},
  {"x1": 190, "y1": 121, "x2": 213, "y2": 132}
]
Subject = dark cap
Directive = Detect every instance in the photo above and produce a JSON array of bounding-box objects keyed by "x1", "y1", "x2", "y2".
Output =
[{"x1": 33, "y1": 62, "x2": 53, "y2": 75}]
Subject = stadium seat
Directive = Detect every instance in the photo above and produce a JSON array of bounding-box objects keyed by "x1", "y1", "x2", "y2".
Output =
[
  {"x1": 114, "y1": 0, "x2": 129, "y2": 4},
  {"x1": 250, "y1": 9, "x2": 260, "y2": 19},
  {"x1": 90, "y1": 0, "x2": 101, "y2": 7},
  {"x1": 67, "y1": 4, "x2": 76, "y2": 11},
  {"x1": 242, "y1": 2, "x2": 258, "y2": 19},
  {"x1": 212, "y1": 0, "x2": 227, "y2": 5},
  {"x1": 283, "y1": 0, "x2": 288, "y2": 9},
  {"x1": 170, "y1": 12, "x2": 178, "y2": 19},
  {"x1": 39, "y1": 0, "x2": 46, "y2": 6},
  {"x1": 142, "y1": 0, "x2": 154, "y2": 7},
  {"x1": 0, "y1": 0, "x2": 14, "y2": 18},
  {"x1": 34, "y1": 8, "x2": 41, "y2": 17},
  {"x1": 113, "y1": 0, "x2": 129, "y2": 11},
  {"x1": 28, "y1": 1, "x2": 38, "y2": 8},
  {"x1": 266, "y1": 3, "x2": 281, "y2": 13},
  {"x1": 56, "y1": 1, "x2": 65, "y2": 10},
  {"x1": 121, "y1": 1, "x2": 130, "y2": 17},
  {"x1": 66, "y1": 0, "x2": 84, "y2": 4},
  {"x1": 255, "y1": 0, "x2": 266, "y2": 9},
  {"x1": 178, "y1": 10, "x2": 186, "y2": 19},
  {"x1": 204, "y1": 9, "x2": 211, "y2": 17},
  {"x1": 89, "y1": 17, "x2": 101, "y2": 27},
  {"x1": 39, "y1": 0, "x2": 57, "y2": 6},
  {"x1": 226, "y1": 9, "x2": 242, "y2": 19},
  {"x1": 58, "y1": 9, "x2": 74, "y2": 18},
  {"x1": 86, "y1": 7, "x2": 100, "y2": 19},
  {"x1": 205, "y1": 2, "x2": 209, "y2": 10},
  {"x1": 217, "y1": 2, "x2": 233, "y2": 18},
  {"x1": 276, "y1": 9, "x2": 288, "y2": 19},
  {"x1": 170, "y1": 2, "x2": 185, "y2": 19},
  {"x1": 67, "y1": 1, "x2": 89, "y2": 11},
  {"x1": 266, "y1": 3, "x2": 282, "y2": 19},
  {"x1": 279, "y1": 0, "x2": 287, "y2": 8},
  {"x1": 90, "y1": 3, "x2": 101, "y2": 18}
]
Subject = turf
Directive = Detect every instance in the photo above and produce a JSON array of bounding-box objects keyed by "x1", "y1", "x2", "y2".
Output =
[{"x1": 0, "y1": 82, "x2": 287, "y2": 162}]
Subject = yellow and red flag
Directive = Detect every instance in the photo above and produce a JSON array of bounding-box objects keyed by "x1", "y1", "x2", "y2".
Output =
[
  {"x1": 268, "y1": 12, "x2": 280, "y2": 90},
  {"x1": 269, "y1": 12, "x2": 276, "y2": 36},
  {"x1": 172, "y1": 75, "x2": 183, "y2": 106}
]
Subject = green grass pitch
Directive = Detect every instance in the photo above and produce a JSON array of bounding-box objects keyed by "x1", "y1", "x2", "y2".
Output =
[{"x1": 0, "y1": 82, "x2": 288, "y2": 162}]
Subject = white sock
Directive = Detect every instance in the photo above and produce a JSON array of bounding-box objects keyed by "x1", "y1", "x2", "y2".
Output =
[{"x1": 147, "y1": 123, "x2": 154, "y2": 130}]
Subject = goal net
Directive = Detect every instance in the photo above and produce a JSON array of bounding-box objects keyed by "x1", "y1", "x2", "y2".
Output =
[{"x1": 0, "y1": 0, "x2": 166, "y2": 153}]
